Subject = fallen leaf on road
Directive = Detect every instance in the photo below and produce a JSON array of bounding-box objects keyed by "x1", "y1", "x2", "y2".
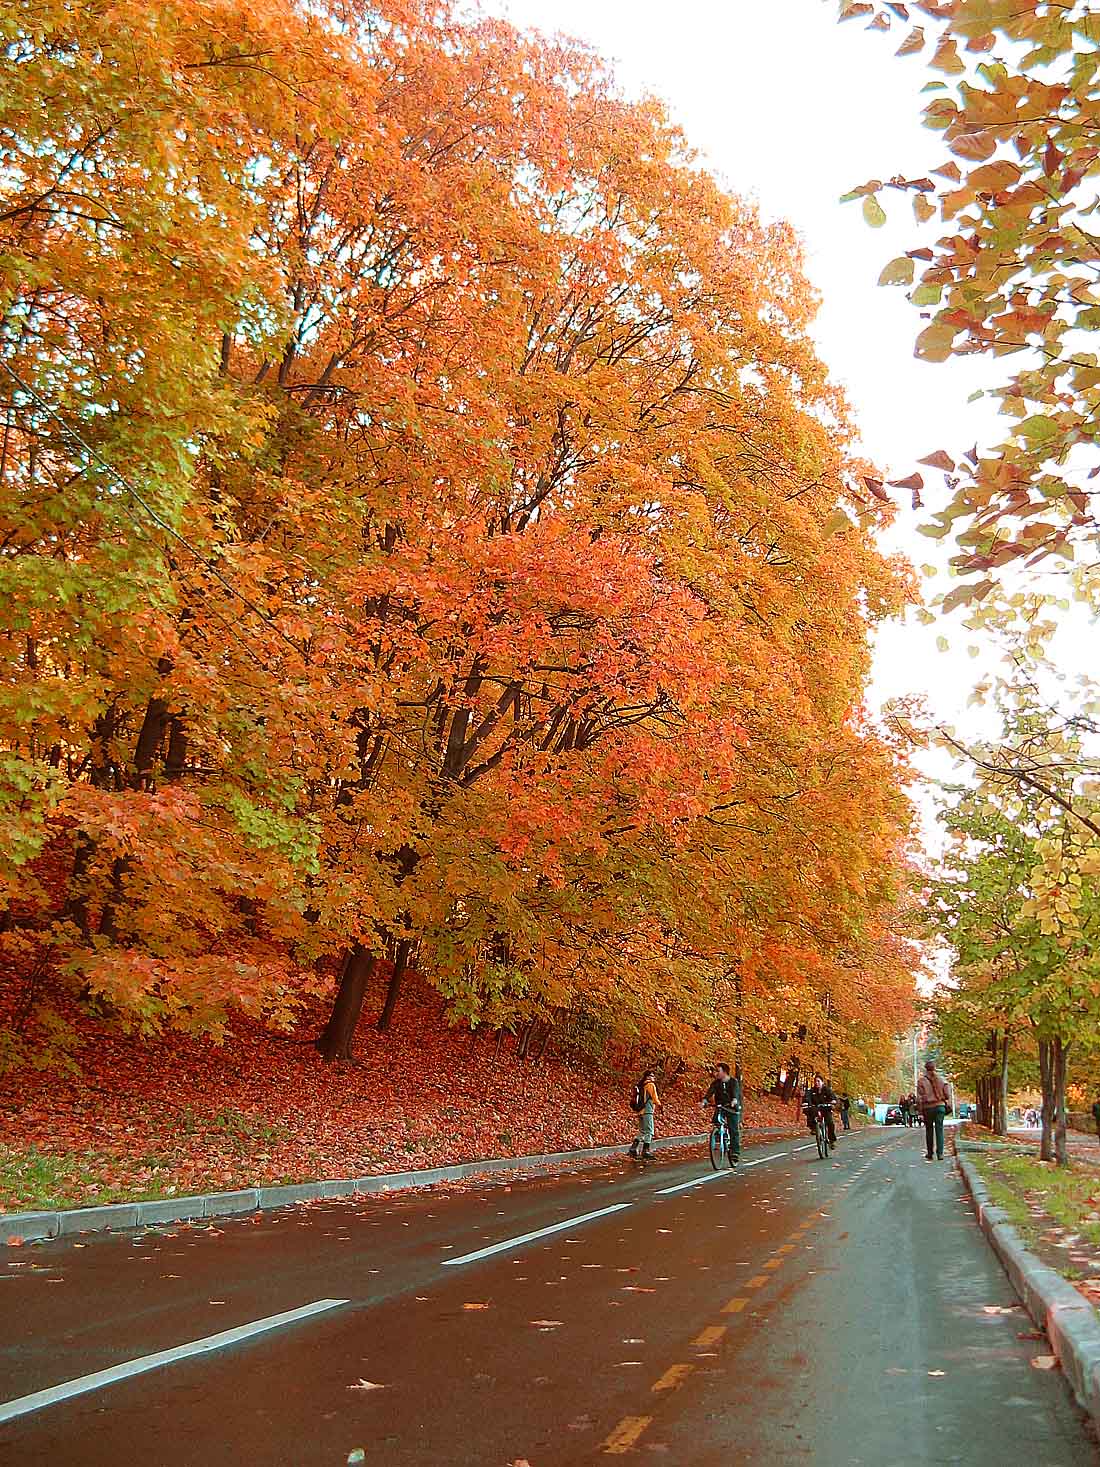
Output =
[
  {"x1": 1031, "y1": 1355, "x2": 1058, "y2": 1371},
  {"x1": 347, "y1": 1451, "x2": 365, "y2": 1464},
  {"x1": 529, "y1": 1320, "x2": 564, "y2": 1328},
  {"x1": 927, "y1": 1370, "x2": 945, "y2": 1377},
  {"x1": 462, "y1": 1302, "x2": 490, "y2": 1310},
  {"x1": 6, "y1": 1238, "x2": 25, "y2": 1248},
  {"x1": 1017, "y1": 1331, "x2": 1043, "y2": 1340},
  {"x1": 615, "y1": 1361, "x2": 643, "y2": 1366},
  {"x1": 348, "y1": 1380, "x2": 386, "y2": 1392}
]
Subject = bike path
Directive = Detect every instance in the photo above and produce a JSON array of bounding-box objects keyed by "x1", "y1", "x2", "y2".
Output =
[
  {"x1": 2, "y1": 1129, "x2": 1094, "y2": 1465},
  {"x1": 0, "y1": 1128, "x2": 811, "y2": 1408}
]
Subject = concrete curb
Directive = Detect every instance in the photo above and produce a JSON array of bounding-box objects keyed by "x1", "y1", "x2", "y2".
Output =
[
  {"x1": 1, "y1": 1125, "x2": 802, "y2": 1244},
  {"x1": 956, "y1": 1143, "x2": 1100, "y2": 1431}
]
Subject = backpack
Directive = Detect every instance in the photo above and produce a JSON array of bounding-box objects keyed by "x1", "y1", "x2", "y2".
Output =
[{"x1": 630, "y1": 1080, "x2": 646, "y2": 1113}]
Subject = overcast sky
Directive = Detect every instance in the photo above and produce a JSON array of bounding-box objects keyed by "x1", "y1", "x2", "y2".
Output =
[{"x1": 485, "y1": 0, "x2": 1011, "y2": 749}]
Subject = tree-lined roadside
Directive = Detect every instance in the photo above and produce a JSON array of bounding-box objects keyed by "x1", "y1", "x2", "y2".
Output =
[
  {"x1": 0, "y1": 974, "x2": 806, "y2": 1213},
  {"x1": 1, "y1": 0, "x2": 919, "y2": 1100}
]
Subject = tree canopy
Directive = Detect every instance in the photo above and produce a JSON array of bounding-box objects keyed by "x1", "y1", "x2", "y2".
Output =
[{"x1": 0, "y1": 0, "x2": 920, "y2": 1085}]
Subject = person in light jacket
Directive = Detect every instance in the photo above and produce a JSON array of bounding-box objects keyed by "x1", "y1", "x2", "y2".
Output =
[
  {"x1": 628, "y1": 1070, "x2": 661, "y2": 1160},
  {"x1": 917, "y1": 1059, "x2": 951, "y2": 1161}
]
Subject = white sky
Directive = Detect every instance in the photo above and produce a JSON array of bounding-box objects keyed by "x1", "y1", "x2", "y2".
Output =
[{"x1": 486, "y1": 0, "x2": 1011, "y2": 755}]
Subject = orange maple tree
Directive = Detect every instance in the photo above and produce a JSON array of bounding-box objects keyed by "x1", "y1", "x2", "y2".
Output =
[{"x1": 1, "y1": 0, "x2": 918, "y2": 1092}]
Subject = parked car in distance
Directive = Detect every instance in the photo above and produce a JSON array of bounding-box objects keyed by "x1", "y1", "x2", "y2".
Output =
[
  {"x1": 884, "y1": 1105, "x2": 904, "y2": 1125},
  {"x1": 957, "y1": 1102, "x2": 974, "y2": 1120}
]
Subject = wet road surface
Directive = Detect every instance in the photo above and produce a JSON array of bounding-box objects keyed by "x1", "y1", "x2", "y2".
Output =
[{"x1": 1, "y1": 1127, "x2": 1095, "y2": 1465}]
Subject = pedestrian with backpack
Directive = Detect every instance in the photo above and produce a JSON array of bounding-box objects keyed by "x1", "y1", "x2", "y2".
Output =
[{"x1": 628, "y1": 1069, "x2": 660, "y2": 1159}]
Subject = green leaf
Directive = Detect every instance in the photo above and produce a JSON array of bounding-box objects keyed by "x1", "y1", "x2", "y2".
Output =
[
  {"x1": 912, "y1": 283, "x2": 942, "y2": 307},
  {"x1": 1018, "y1": 415, "x2": 1059, "y2": 445},
  {"x1": 863, "y1": 195, "x2": 887, "y2": 228}
]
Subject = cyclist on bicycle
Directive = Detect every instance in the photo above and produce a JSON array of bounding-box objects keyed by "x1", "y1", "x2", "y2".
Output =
[
  {"x1": 803, "y1": 1076, "x2": 837, "y2": 1147},
  {"x1": 701, "y1": 1062, "x2": 741, "y2": 1163}
]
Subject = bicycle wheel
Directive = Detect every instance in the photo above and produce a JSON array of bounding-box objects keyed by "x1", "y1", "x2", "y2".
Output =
[
  {"x1": 709, "y1": 1125, "x2": 723, "y2": 1171},
  {"x1": 815, "y1": 1116, "x2": 827, "y2": 1160}
]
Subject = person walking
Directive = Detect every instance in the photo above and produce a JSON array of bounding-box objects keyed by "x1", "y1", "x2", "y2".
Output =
[
  {"x1": 917, "y1": 1059, "x2": 951, "y2": 1161},
  {"x1": 628, "y1": 1069, "x2": 661, "y2": 1159},
  {"x1": 839, "y1": 1093, "x2": 851, "y2": 1131}
]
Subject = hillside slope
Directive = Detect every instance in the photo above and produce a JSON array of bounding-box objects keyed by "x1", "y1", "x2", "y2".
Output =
[{"x1": 1, "y1": 976, "x2": 803, "y2": 1211}]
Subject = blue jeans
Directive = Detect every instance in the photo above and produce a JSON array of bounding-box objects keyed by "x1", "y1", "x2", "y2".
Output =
[{"x1": 923, "y1": 1105, "x2": 946, "y2": 1159}]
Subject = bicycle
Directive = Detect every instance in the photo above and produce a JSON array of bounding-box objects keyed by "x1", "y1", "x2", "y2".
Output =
[
  {"x1": 808, "y1": 1104, "x2": 832, "y2": 1160},
  {"x1": 708, "y1": 1106, "x2": 739, "y2": 1170}
]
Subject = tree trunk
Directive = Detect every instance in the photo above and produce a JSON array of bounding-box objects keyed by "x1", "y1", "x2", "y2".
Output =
[
  {"x1": 532, "y1": 1019, "x2": 554, "y2": 1063},
  {"x1": 315, "y1": 945, "x2": 374, "y2": 1061},
  {"x1": 1038, "y1": 1036, "x2": 1055, "y2": 1162},
  {"x1": 995, "y1": 1032, "x2": 1010, "y2": 1136},
  {"x1": 376, "y1": 938, "x2": 412, "y2": 1033},
  {"x1": 1054, "y1": 1034, "x2": 1070, "y2": 1167},
  {"x1": 516, "y1": 1017, "x2": 536, "y2": 1060}
]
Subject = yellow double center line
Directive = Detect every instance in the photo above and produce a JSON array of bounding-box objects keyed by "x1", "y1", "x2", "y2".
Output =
[{"x1": 600, "y1": 1214, "x2": 826, "y2": 1454}]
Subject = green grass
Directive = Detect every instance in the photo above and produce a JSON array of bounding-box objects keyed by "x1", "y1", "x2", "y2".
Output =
[
  {"x1": 970, "y1": 1149, "x2": 1100, "y2": 1276},
  {"x1": 0, "y1": 1145, "x2": 178, "y2": 1212},
  {"x1": 0, "y1": 1142, "x2": 315, "y2": 1214}
]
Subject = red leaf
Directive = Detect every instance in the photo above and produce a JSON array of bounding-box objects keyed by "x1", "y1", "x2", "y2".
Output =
[
  {"x1": 863, "y1": 477, "x2": 892, "y2": 502},
  {"x1": 917, "y1": 450, "x2": 955, "y2": 472}
]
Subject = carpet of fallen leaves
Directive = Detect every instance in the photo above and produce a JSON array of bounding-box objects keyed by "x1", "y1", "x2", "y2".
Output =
[{"x1": 0, "y1": 976, "x2": 802, "y2": 1211}]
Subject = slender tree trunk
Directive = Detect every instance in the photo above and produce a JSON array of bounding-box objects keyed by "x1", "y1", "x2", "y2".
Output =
[
  {"x1": 532, "y1": 1020, "x2": 554, "y2": 1063},
  {"x1": 516, "y1": 1017, "x2": 536, "y2": 1060},
  {"x1": 1038, "y1": 1037, "x2": 1055, "y2": 1162},
  {"x1": 1054, "y1": 1035, "x2": 1070, "y2": 1167},
  {"x1": 376, "y1": 938, "x2": 412, "y2": 1033},
  {"x1": 995, "y1": 1032, "x2": 1010, "y2": 1137},
  {"x1": 315, "y1": 945, "x2": 375, "y2": 1061}
]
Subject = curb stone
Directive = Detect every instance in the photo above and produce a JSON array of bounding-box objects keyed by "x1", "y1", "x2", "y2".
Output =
[
  {"x1": 1, "y1": 1125, "x2": 803, "y2": 1245},
  {"x1": 956, "y1": 1142, "x2": 1100, "y2": 1431}
]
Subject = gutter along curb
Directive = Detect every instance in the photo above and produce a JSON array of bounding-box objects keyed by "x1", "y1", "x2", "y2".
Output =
[
  {"x1": 956, "y1": 1142, "x2": 1100, "y2": 1433},
  {"x1": 2, "y1": 1126, "x2": 801, "y2": 1243}
]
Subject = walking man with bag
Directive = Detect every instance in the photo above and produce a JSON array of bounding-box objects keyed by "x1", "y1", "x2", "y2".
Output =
[{"x1": 917, "y1": 1059, "x2": 950, "y2": 1161}]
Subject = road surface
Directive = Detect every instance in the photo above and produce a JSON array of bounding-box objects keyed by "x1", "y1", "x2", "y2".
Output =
[{"x1": 1, "y1": 1127, "x2": 1094, "y2": 1465}]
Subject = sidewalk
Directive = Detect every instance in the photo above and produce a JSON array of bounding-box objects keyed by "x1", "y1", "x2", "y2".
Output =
[{"x1": 957, "y1": 1136, "x2": 1100, "y2": 1438}]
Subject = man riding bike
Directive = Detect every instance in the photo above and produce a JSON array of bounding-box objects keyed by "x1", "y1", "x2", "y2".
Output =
[
  {"x1": 701, "y1": 1062, "x2": 741, "y2": 1163},
  {"x1": 803, "y1": 1076, "x2": 837, "y2": 1147}
]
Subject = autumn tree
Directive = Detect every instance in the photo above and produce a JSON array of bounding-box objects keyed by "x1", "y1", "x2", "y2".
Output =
[
  {"x1": 0, "y1": 0, "x2": 921, "y2": 1093},
  {"x1": 840, "y1": 0, "x2": 1100, "y2": 600},
  {"x1": 929, "y1": 699, "x2": 1100, "y2": 1163}
]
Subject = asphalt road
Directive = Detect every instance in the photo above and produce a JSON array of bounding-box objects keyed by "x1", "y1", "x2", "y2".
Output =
[{"x1": 1, "y1": 1126, "x2": 1095, "y2": 1466}]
